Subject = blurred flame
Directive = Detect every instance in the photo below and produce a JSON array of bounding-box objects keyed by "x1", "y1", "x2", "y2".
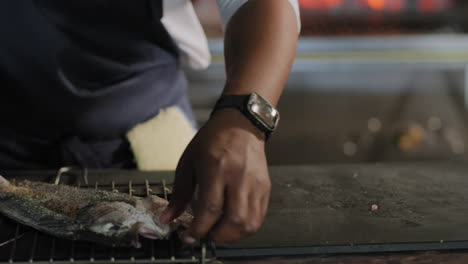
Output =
[
  {"x1": 419, "y1": 0, "x2": 437, "y2": 12},
  {"x1": 367, "y1": 0, "x2": 385, "y2": 10},
  {"x1": 299, "y1": 0, "x2": 344, "y2": 10},
  {"x1": 418, "y1": 0, "x2": 452, "y2": 12},
  {"x1": 387, "y1": 0, "x2": 405, "y2": 12},
  {"x1": 299, "y1": 0, "x2": 452, "y2": 13}
]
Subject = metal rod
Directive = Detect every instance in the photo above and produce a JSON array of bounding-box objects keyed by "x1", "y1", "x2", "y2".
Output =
[
  {"x1": 111, "y1": 181, "x2": 118, "y2": 193},
  {"x1": 28, "y1": 232, "x2": 38, "y2": 263},
  {"x1": 200, "y1": 244, "x2": 206, "y2": 264},
  {"x1": 49, "y1": 238, "x2": 56, "y2": 263},
  {"x1": 109, "y1": 246, "x2": 115, "y2": 262},
  {"x1": 54, "y1": 166, "x2": 66, "y2": 234},
  {"x1": 8, "y1": 224, "x2": 20, "y2": 263},
  {"x1": 145, "y1": 180, "x2": 152, "y2": 197},
  {"x1": 145, "y1": 181, "x2": 156, "y2": 262},
  {"x1": 162, "y1": 180, "x2": 176, "y2": 260},
  {"x1": 89, "y1": 183, "x2": 98, "y2": 263},
  {"x1": 2, "y1": 260, "x2": 199, "y2": 264},
  {"x1": 162, "y1": 180, "x2": 168, "y2": 201},
  {"x1": 0, "y1": 234, "x2": 24, "y2": 248},
  {"x1": 209, "y1": 241, "x2": 217, "y2": 259},
  {"x1": 108, "y1": 182, "x2": 117, "y2": 262},
  {"x1": 190, "y1": 246, "x2": 196, "y2": 261},
  {"x1": 54, "y1": 167, "x2": 71, "y2": 185},
  {"x1": 69, "y1": 240, "x2": 75, "y2": 263},
  {"x1": 128, "y1": 181, "x2": 133, "y2": 197},
  {"x1": 128, "y1": 181, "x2": 135, "y2": 262},
  {"x1": 150, "y1": 242, "x2": 155, "y2": 262},
  {"x1": 170, "y1": 239, "x2": 175, "y2": 262},
  {"x1": 82, "y1": 168, "x2": 89, "y2": 187},
  {"x1": 90, "y1": 182, "x2": 98, "y2": 262},
  {"x1": 68, "y1": 181, "x2": 81, "y2": 263},
  {"x1": 214, "y1": 242, "x2": 468, "y2": 258},
  {"x1": 89, "y1": 243, "x2": 95, "y2": 263}
]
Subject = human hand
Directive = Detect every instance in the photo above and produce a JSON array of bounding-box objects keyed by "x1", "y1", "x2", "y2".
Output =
[{"x1": 160, "y1": 108, "x2": 271, "y2": 243}]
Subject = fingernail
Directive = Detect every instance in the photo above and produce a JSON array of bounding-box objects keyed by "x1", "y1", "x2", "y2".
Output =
[{"x1": 183, "y1": 235, "x2": 196, "y2": 245}]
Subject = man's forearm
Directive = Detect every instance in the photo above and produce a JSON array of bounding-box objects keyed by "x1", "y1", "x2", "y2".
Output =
[
  {"x1": 163, "y1": 1, "x2": 299, "y2": 243},
  {"x1": 222, "y1": 0, "x2": 299, "y2": 107}
]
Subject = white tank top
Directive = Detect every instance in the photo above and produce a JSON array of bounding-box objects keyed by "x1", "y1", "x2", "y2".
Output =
[{"x1": 162, "y1": 0, "x2": 301, "y2": 70}]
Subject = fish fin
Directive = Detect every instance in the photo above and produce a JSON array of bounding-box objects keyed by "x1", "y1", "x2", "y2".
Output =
[
  {"x1": 131, "y1": 221, "x2": 162, "y2": 240},
  {"x1": 125, "y1": 221, "x2": 160, "y2": 248},
  {"x1": 0, "y1": 195, "x2": 79, "y2": 239},
  {"x1": 127, "y1": 222, "x2": 143, "y2": 248},
  {"x1": 138, "y1": 225, "x2": 162, "y2": 240}
]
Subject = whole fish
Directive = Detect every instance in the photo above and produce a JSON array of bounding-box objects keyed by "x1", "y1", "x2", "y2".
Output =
[{"x1": 0, "y1": 175, "x2": 192, "y2": 248}]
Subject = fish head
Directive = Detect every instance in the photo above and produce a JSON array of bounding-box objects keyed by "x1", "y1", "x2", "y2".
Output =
[{"x1": 77, "y1": 201, "x2": 170, "y2": 248}]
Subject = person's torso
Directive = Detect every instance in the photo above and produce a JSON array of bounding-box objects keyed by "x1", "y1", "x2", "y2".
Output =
[{"x1": 0, "y1": 0, "x2": 188, "y2": 140}]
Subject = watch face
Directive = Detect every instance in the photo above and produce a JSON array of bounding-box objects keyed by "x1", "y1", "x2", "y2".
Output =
[{"x1": 246, "y1": 93, "x2": 280, "y2": 131}]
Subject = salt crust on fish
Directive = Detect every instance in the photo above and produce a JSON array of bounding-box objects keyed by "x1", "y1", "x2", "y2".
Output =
[{"x1": 0, "y1": 175, "x2": 192, "y2": 248}]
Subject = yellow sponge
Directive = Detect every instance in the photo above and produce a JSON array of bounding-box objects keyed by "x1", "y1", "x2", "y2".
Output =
[{"x1": 126, "y1": 107, "x2": 196, "y2": 171}]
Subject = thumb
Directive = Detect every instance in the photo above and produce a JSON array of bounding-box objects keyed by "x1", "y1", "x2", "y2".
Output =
[{"x1": 160, "y1": 153, "x2": 196, "y2": 223}]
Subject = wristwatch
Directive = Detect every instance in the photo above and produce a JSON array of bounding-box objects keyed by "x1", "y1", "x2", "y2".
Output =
[{"x1": 211, "y1": 92, "x2": 280, "y2": 139}]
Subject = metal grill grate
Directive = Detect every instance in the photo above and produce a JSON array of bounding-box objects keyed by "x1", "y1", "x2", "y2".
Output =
[{"x1": 0, "y1": 168, "x2": 217, "y2": 264}]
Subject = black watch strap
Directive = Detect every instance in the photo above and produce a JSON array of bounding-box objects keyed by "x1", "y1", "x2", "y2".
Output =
[
  {"x1": 211, "y1": 94, "x2": 250, "y2": 112},
  {"x1": 211, "y1": 94, "x2": 272, "y2": 139}
]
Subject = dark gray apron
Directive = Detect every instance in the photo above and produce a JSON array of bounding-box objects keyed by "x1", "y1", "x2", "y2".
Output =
[{"x1": 0, "y1": 0, "x2": 195, "y2": 169}]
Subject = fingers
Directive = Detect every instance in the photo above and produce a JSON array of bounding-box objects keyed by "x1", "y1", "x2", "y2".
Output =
[
  {"x1": 210, "y1": 171, "x2": 271, "y2": 243},
  {"x1": 160, "y1": 154, "x2": 196, "y2": 224},
  {"x1": 182, "y1": 169, "x2": 225, "y2": 244},
  {"x1": 210, "y1": 185, "x2": 257, "y2": 243}
]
